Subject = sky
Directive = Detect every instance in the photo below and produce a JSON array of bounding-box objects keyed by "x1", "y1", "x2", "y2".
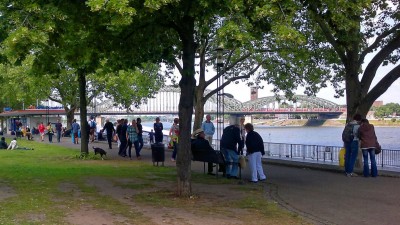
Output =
[
  {"x1": 219, "y1": 80, "x2": 400, "y2": 105},
  {"x1": 207, "y1": 55, "x2": 400, "y2": 106}
]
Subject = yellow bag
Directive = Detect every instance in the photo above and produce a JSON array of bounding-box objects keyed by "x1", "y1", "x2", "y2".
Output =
[
  {"x1": 239, "y1": 155, "x2": 246, "y2": 168},
  {"x1": 339, "y1": 148, "x2": 345, "y2": 167}
]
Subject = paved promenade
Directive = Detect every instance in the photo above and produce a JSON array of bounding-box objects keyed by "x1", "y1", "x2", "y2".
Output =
[{"x1": 31, "y1": 135, "x2": 400, "y2": 225}]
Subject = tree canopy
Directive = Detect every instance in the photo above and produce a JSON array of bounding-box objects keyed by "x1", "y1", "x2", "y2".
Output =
[{"x1": 297, "y1": 0, "x2": 400, "y2": 119}]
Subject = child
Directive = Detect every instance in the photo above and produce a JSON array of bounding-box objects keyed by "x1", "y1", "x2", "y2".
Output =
[
  {"x1": 7, "y1": 138, "x2": 34, "y2": 150},
  {"x1": 149, "y1": 129, "x2": 154, "y2": 144}
]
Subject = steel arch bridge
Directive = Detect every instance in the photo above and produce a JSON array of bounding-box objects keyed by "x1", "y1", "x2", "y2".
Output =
[{"x1": 91, "y1": 86, "x2": 342, "y2": 115}]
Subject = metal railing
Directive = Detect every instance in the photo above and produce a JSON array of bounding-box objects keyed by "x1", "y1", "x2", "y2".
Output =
[
  {"x1": 264, "y1": 142, "x2": 400, "y2": 169},
  {"x1": 141, "y1": 134, "x2": 400, "y2": 170}
]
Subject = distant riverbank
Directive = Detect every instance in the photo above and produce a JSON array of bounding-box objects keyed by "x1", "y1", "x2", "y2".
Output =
[{"x1": 253, "y1": 119, "x2": 400, "y2": 127}]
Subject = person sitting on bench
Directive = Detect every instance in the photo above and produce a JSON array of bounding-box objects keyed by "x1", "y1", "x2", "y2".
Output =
[{"x1": 191, "y1": 128, "x2": 219, "y2": 175}]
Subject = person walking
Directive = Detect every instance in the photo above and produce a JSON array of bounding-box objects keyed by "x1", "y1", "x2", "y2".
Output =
[
  {"x1": 55, "y1": 119, "x2": 62, "y2": 143},
  {"x1": 71, "y1": 119, "x2": 80, "y2": 145},
  {"x1": 89, "y1": 116, "x2": 97, "y2": 143},
  {"x1": 126, "y1": 119, "x2": 140, "y2": 160},
  {"x1": 359, "y1": 119, "x2": 379, "y2": 177},
  {"x1": 102, "y1": 119, "x2": 115, "y2": 149},
  {"x1": 169, "y1": 118, "x2": 179, "y2": 161},
  {"x1": 244, "y1": 123, "x2": 267, "y2": 183},
  {"x1": 154, "y1": 117, "x2": 164, "y2": 143},
  {"x1": 220, "y1": 124, "x2": 241, "y2": 179},
  {"x1": 38, "y1": 122, "x2": 46, "y2": 142},
  {"x1": 47, "y1": 122, "x2": 54, "y2": 143},
  {"x1": 136, "y1": 118, "x2": 144, "y2": 152},
  {"x1": 343, "y1": 114, "x2": 362, "y2": 177},
  {"x1": 201, "y1": 114, "x2": 216, "y2": 174},
  {"x1": 118, "y1": 119, "x2": 128, "y2": 157}
]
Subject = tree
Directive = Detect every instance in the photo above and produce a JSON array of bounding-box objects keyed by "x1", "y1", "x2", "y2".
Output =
[
  {"x1": 298, "y1": 0, "x2": 400, "y2": 120},
  {"x1": 87, "y1": 0, "x2": 289, "y2": 197},
  {"x1": 374, "y1": 103, "x2": 400, "y2": 118},
  {"x1": 1, "y1": 1, "x2": 164, "y2": 143}
]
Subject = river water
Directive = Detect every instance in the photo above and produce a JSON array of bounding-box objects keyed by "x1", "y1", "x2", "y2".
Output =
[{"x1": 142, "y1": 122, "x2": 400, "y2": 150}]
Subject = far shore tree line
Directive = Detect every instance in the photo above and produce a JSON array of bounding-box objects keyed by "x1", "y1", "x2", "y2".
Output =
[{"x1": 0, "y1": 1, "x2": 398, "y2": 196}]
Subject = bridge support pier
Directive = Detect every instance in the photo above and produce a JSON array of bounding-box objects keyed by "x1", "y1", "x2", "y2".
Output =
[{"x1": 228, "y1": 115, "x2": 252, "y2": 125}]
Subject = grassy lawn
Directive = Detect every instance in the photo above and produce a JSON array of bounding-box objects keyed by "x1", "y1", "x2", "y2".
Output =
[{"x1": 0, "y1": 139, "x2": 310, "y2": 225}]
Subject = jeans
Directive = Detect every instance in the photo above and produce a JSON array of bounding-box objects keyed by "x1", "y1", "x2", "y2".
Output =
[
  {"x1": 48, "y1": 133, "x2": 53, "y2": 143},
  {"x1": 118, "y1": 138, "x2": 127, "y2": 156},
  {"x1": 362, "y1": 148, "x2": 378, "y2": 177},
  {"x1": 345, "y1": 140, "x2": 359, "y2": 174},
  {"x1": 57, "y1": 131, "x2": 61, "y2": 142},
  {"x1": 128, "y1": 140, "x2": 140, "y2": 158},
  {"x1": 248, "y1": 152, "x2": 266, "y2": 182},
  {"x1": 106, "y1": 133, "x2": 113, "y2": 149},
  {"x1": 221, "y1": 148, "x2": 239, "y2": 177},
  {"x1": 171, "y1": 141, "x2": 178, "y2": 160},
  {"x1": 138, "y1": 135, "x2": 143, "y2": 151}
]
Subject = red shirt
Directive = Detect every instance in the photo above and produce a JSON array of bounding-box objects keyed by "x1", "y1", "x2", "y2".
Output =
[{"x1": 38, "y1": 124, "x2": 45, "y2": 133}]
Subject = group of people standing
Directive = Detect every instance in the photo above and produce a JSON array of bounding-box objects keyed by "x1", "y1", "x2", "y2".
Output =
[
  {"x1": 344, "y1": 114, "x2": 379, "y2": 177},
  {"x1": 192, "y1": 115, "x2": 266, "y2": 183},
  {"x1": 37, "y1": 119, "x2": 63, "y2": 143},
  {"x1": 108, "y1": 118, "x2": 144, "y2": 160}
]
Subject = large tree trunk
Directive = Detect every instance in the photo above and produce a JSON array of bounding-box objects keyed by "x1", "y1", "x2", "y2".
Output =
[
  {"x1": 65, "y1": 106, "x2": 77, "y2": 129},
  {"x1": 78, "y1": 70, "x2": 89, "y2": 156},
  {"x1": 193, "y1": 89, "x2": 205, "y2": 131},
  {"x1": 345, "y1": 63, "x2": 367, "y2": 121},
  {"x1": 176, "y1": 17, "x2": 196, "y2": 197}
]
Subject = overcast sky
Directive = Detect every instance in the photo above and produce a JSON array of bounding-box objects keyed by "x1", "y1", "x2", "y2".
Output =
[{"x1": 208, "y1": 54, "x2": 400, "y2": 105}]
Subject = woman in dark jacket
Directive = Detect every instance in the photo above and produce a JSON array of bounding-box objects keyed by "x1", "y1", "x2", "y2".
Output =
[
  {"x1": 244, "y1": 123, "x2": 266, "y2": 183},
  {"x1": 359, "y1": 119, "x2": 378, "y2": 177}
]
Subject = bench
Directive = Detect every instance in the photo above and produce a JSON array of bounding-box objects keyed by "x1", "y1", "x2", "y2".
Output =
[
  {"x1": 192, "y1": 149, "x2": 242, "y2": 179},
  {"x1": 192, "y1": 149, "x2": 225, "y2": 178}
]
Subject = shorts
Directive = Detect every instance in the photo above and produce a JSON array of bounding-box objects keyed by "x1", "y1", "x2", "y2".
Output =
[
  {"x1": 74, "y1": 132, "x2": 78, "y2": 139},
  {"x1": 40, "y1": 132, "x2": 45, "y2": 136}
]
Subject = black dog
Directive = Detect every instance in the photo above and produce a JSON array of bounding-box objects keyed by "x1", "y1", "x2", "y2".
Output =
[{"x1": 93, "y1": 146, "x2": 107, "y2": 160}]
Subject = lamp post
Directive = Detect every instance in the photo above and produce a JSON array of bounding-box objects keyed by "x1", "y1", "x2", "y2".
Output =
[
  {"x1": 45, "y1": 99, "x2": 49, "y2": 124},
  {"x1": 215, "y1": 46, "x2": 224, "y2": 143}
]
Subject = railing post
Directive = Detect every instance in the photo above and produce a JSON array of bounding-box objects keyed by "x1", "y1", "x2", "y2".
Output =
[{"x1": 290, "y1": 144, "x2": 293, "y2": 158}]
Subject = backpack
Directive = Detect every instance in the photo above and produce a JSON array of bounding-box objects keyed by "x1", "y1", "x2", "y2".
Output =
[
  {"x1": 342, "y1": 123, "x2": 358, "y2": 143},
  {"x1": 90, "y1": 120, "x2": 97, "y2": 128}
]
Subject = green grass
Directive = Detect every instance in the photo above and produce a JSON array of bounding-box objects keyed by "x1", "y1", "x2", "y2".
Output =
[
  {"x1": 0, "y1": 139, "x2": 176, "y2": 224},
  {"x1": 0, "y1": 138, "x2": 310, "y2": 225}
]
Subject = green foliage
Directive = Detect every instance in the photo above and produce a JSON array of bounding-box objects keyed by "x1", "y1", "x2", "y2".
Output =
[
  {"x1": 98, "y1": 62, "x2": 164, "y2": 109},
  {"x1": 299, "y1": 0, "x2": 400, "y2": 118},
  {"x1": 374, "y1": 103, "x2": 400, "y2": 118}
]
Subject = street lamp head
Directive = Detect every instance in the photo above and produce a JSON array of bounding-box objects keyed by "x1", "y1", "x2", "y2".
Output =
[{"x1": 214, "y1": 46, "x2": 224, "y2": 67}]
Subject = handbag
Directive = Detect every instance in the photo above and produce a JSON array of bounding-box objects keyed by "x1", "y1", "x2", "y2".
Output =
[
  {"x1": 239, "y1": 155, "x2": 247, "y2": 168},
  {"x1": 375, "y1": 142, "x2": 382, "y2": 155}
]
